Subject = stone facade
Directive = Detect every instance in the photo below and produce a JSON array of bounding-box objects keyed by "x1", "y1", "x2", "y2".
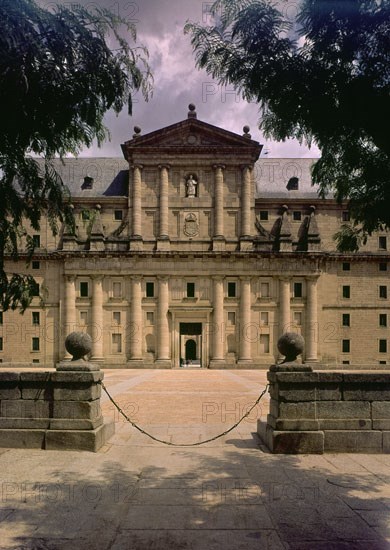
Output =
[{"x1": 1, "y1": 105, "x2": 389, "y2": 368}]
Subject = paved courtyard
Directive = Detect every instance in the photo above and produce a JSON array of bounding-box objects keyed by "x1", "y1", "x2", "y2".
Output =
[{"x1": 0, "y1": 368, "x2": 389, "y2": 549}]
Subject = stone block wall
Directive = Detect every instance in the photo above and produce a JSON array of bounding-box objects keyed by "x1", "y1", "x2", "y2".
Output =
[
  {"x1": 0, "y1": 371, "x2": 114, "y2": 452},
  {"x1": 258, "y1": 368, "x2": 390, "y2": 453}
]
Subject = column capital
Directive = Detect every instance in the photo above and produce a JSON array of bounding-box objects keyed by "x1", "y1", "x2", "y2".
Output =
[
  {"x1": 212, "y1": 275, "x2": 225, "y2": 281},
  {"x1": 213, "y1": 164, "x2": 225, "y2": 170},
  {"x1": 90, "y1": 274, "x2": 103, "y2": 282},
  {"x1": 65, "y1": 274, "x2": 76, "y2": 282},
  {"x1": 158, "y1": 164, "x2": 170, "y2": 170},
  {"x1": 305, "y1": 274, "x2": 321, "y2": 282},
  {"x1": 131, "y1": 164, "x2": 143, "y2": 170},
  {"x1": 279, "y1": 276, "x2": 291, "y2": 282},
  {"x1": 239, "y1": 275, "x2": 252, "y2": 282},
  {"x1": 130, "y1": 275, "x2": 143, "y2": 281},
  {"x1": 157, "y1": 275, "x2": 169, "y2": 281},
  {"x1": 240, "y1": 164, "x2": 252, "y2": 172}
]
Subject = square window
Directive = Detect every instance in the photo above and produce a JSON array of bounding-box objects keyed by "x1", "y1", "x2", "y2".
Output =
[
  {"x1": 294, "y1": 312, "x2": 302, "y2": 326},
  {"x1": 379, "y1": 339, "x2": 387, "y2": 353},
  {"x1": 260, "y1": 282, "x2": 270, "y2": 298},
  {"x1": 112, "y1": 333, "x2": 122, "y2": 353},
  {"x1": 32, "y1": 312, "x2": 40, "y2": 326},
  {"x1": 259, "y1": 211, "x2": 268, "y2": 221},
  {"x1": 342, "y1": 211, "x2": 350, "y2": 222},
  {"x1": 293, "y1": 211, "x2": 301, "y2": 221},
  {"x1": 80, "y1": 282, "x2": 89, "y2": 297},
  {"x1": 32, "y1": 261, "x2": 40, "y2": 270},
  {"x1": 227, "y1": 312, "x2": 236, "y2": 326},
  {"x1": 146, "y1": 312, "x2": 154, "y2": 325},
  {"x1": 32, "y1": 337, "x2": 40, "y2": 351},
  {"x1": 379, "y1": 286, "x2": 387, "y2": 299},
  {"x1": 31, "y1": 282, "x2": 40, "y2": 297},
  {"x1": 187, "y1": 282, "x2": 195, "y2": 298},
  {"x1": 379, "y1": 262, "x2": 387, "y2": 271},
  {"x1": 379, "y1": 236, "x2": 387, "y2": 250},
  {"x1": 260, "y1": 312, "x2": 269, "y2": 326},
  {"x1": 114, "y1": 210, "x2": 123, "y2": 221},
  {"x1": 342, "y1": 286, "x2": 350, "y2": 299},
  {"x1": 342, "y1": 313, "x2": 350, "y2": 327},
  {"x1": 0, "y1": 337, "x2": 3, "y2": 351},
  {"x1": 80, "y1": 311, "x2": 88, "y2": 325},
  {"x1": 342, "y1": 339, "x2": 350, "y2": 353},
  {"x1": 81, "y1": 210, "x2": 90, "y2": 221},
  {"x1": 113, "y1": 282, "x2": 122, "y2": 298},
  {"x1": 146, "y1": 282, "x2": 154, "y2": 298},
  {"x1": 260, "y1": 334, "x2": 270, "y2": 354},
  {"x1": 294, "y1": 282, "x2": 302, "y2": 298},
  {"x1": 342, "y1": 262, "x2": 350, "y2": 271},
  {"x1": 380, "y1": 314, "x2": 387, "y2": 327},
  {"x1": 227, "y1": 282, "x2": 236, "y2": 298},
  {"x1": 113, "y1": 312, "x2": 121, "y2": 325},
  {"x1": 32, "y1": 235, "x2": 41, "y2": 248}
]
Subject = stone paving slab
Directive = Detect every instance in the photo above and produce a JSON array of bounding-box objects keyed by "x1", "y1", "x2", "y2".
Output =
[{"x1": 0, "y1": 369, "x2": 389, "y2": 549}]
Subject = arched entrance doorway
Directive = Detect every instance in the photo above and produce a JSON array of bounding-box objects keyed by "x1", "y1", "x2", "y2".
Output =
[{"x1": 185, "y1": 339, "x2": 196, "y2": 361}]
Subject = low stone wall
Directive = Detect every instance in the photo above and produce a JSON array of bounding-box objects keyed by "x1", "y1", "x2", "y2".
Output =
[
  {"x1": 258, "y1": 366, "x2": 390, "y2": 454},
  {"x1": 0, "y1": 370, "x2": 114, "y2": 452}
]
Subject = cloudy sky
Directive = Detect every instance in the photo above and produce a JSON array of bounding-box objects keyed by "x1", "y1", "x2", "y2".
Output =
[{"x1": 55, "y1": 0, "x2": 321, "y2": 159}]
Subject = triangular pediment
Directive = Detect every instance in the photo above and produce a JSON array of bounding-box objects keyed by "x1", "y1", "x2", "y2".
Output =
[{"x1": 121, "y1": 117, "x2": 262, "y2": 158}]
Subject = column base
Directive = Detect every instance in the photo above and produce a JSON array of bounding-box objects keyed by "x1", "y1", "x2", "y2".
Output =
[
  {"x1": 212, "y1": 237, "x2": 226, "y2": 251},
  {"x1": 237, "y1": 359, "x2": 253, "y2": 367},
  {"x1": 156, "y1": 237, "x2": 171, "y2": 251},
  {"x1": 239, "y1": 237, "x2": 253, "y2": 251},
  {"x1": 126, "y1": 359, "x2": 144, "y2": 368},
  {"x1": 305, "y1": 357, "x2": 319, "y2": 363},
  {"x1": 209, "y1": 359, "x2": 226, "y2": 369},
  {"x1": 129, "y1": 237, "x2": 143, "y2": 251},
  {"x1": 91, "y1": 357, "x2": 104, "y2": 364},
  {"x1": 154, "y1": 359, "x2": 172, "y2": 369}
]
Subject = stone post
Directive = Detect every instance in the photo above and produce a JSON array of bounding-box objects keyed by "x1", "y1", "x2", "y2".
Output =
[
  {"x1": 131, "y1": 164, "x2": 142, "y2": 238},
  {"x1": 156, "y1": 276, "x2": 170, "y2": 365},
  {"x1": 213, "y1": 164, "x2": 225, "y2": 238},
  {"x1": 238, "y1": 276, "x2": 252, "y2": 363},
  {"x1": 211, "y1": 276, "x2": 224, "y2": 365},
  {"x1": 129, "y1": 276, "x2": 143, "y2": 361},
  {"x1": 306, "y1": 276, "x2": 319, "y2": 362},
  {"x1": 91, "y1": 275, "x2": 104, "y2": 362},
  {"x1": 63, "y1": 275, "x2": 76, "y2": 359}
]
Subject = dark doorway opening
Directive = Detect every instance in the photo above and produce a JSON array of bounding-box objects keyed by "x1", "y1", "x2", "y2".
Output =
[{"x1": 185, "y1": 339, "x2": 196, "y2": 360}]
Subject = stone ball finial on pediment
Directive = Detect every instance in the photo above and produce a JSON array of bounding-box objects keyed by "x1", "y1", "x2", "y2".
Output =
[
  {"x1": 243, "y1": 125, "x2": 251, "y2": 138},
  {"x1": 188, "y1": 103, "x2": 197, "y2": 119},
  {"x1": 133, "y1": 126, "x2": 142, "y2": 138}
]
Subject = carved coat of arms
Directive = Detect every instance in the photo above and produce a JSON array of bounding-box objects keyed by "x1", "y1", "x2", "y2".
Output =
[{"x1": 183, "y1": 213, "x2": 199, "y2": 237}]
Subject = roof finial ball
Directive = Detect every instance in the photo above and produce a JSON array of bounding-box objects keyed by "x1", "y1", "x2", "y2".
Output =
[
  {"x1": 243, "y1": 125, "x2": 251, "y2": 138},
  {"x1": 188, "y1": 103, "x2": 197, "y2": 119},
  {"x1": 133, "y1": 126, "x2": 142, "y2": 138}
]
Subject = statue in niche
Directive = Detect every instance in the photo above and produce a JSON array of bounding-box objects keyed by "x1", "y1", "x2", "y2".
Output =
[{"x1": 186, "y1": 174, "x2": 197, "y2": 197}]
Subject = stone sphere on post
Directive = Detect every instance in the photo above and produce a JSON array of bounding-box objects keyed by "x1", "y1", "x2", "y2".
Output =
[
  {"x1": 277, "y1": 333, "x2": 304, "y2": 363},
  {"x1": 65, "y1": 332, "x2": 92, "y2": 361}
]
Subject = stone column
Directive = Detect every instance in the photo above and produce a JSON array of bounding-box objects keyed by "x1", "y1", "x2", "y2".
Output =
[
  {"x1": 211, "y1": 276, "x2": 224, "y2": 364},
  {"x1": 306, "y1": 276, "x2": 319, "y2": 362},
  {"x1": 129, "y1": 276, "x2": 143, "y2": 361},
  {"x1": 131, "y1": 164, "x2": 142, "y2": 238},
  {"x1": 279, "y1": 277, "x2": 291, "y2": 336},
  {"x1": 156, "y1": 276, "x2": 170, "y2": 364},
  {"x1": 213, "y1": 164, "x2": 225, "y2": 238},
  {"x1": 239, "y1": 277, "x2": 252, "y2": 363},
  {"x1": 91, "y1": 275, "x2": 104, "y2": 362},
  {"x1": 158, "y1": 164, "x2": 169, "y2": 239},
  {"x1": 241, "y1": 165, "x2": 252, "y2": 238},
  {"x1": 63, "y1": 275, "x2": 76, "y2": 359}
]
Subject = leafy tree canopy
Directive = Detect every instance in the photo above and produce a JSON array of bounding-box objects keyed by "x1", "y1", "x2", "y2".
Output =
[
  {"x1": 185, "y1": 0, "x2": 390, "y2": 251},
  {"x1": 0, "y1": 0, "x2": 152, "y2": 310}
]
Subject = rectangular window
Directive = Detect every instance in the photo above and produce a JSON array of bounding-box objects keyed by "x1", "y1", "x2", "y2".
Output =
[
  {"x1": 342, "y1": 285, "x2": 350, "y2": 299},
  {"x1": 342, "y1": 211, "x2": 350, "y2": 221},
  {"x1": 260, "y1": 282, "x2": 270, "y2": 298},
  {"x1": 80, "y1": 311, "x2": 88, "y2": 325},
  {"x1": 259, "y1": 211, "x2": 268, "y2": 221},
  {"x1": 342, "y1": 262, "x2": 350, "y2": 271},
  {"x1": 342, "y1": 360, "x2": 350, "y2": 365},
  {"x1": 227, "y1": 282, "x2": 236, "y2": 298},
  {"x1": 260, "y1": 334, "x2": 270, "y2": 354},
  {"x1": 342, "y1": 313, "x2": 350, "y2": 327},
  {"x1": 146, "y1": 312, "x2": 154, "y2": 325},
  {"x1": 32, "y1": 337, "x2": 40, "y2": 351},
  {"x1": 32, "y1": 359, "x2": 40, "y2": 364},
  {"x1": 187, "y1": 282, "x2": 195, "y2": 298},
  {"x1": 32, "y1": 261, "x2": 40, "y2": 270},
  {"x1": 293, "y1": 282, "x2": 302, "y2": 298},
  {"x1": 293, "y1": 211, "x2": 301, "y2": 221},
  {"x1": 146, "y1": 282, "x2": 154, "y2": 298},
  {"x1": 260, "y1": 312, "x2": 269, "y2": 326},
  {"x1": 32, "y1": 235, "x2": 41, "y2": 248},
  {"x1": 294, "y1": 312, "x2": 302, "y2": 326},
  {"x1": 114, "y1": 210, "x2": 123, "y2": 221},
  {"x1": 379, "y1": 339, "x2": 387, "y2": 353},
  {"x1": 112, "y1": 333, "x2": 122, "y2": 353},
  {"x1": 113, "y1": 282, "x2": 122, "y2": 298},
  {"x1": 32, "y1": 312, "x2": 40, "y2": 326},
  {"x1": 0, "y1": 312, "x2": 2, "y2": 325},
  {"x1": 0, "y1": 337, "x2": 3, "y2": 351},
  {"x1": 32, "y1": 282, "x2": 40, "y2": 297},
  {"x1": 379, "y1": 360, "x2": 387, "y2": 365},
  {"x1": 227, "y1": 312, "x2": 236, "y2": 326},
  {"x1": 379, "y1": 236, "x2": 387, "y2": 250},
  {"x1": 379, "y1": 262, "x2": 388, "y2": 271},
  {"x1": 380, "y1": 314, "x2": 387, "y2": 327},
  {"x1": 342, "y1": 339, "x2": 350, "y2": 353},
  {"x1": 379, "y1": 286, "x2": 387, "y2": 299},
  {"x1": 113, "y1": 312, "x2": 121, "y2": 325},
  {"x1": 80, "y1": 282, "x2": 89, "y2": 297}
]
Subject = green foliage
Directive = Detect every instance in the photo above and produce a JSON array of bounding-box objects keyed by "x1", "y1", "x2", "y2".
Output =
[
  {"x1": 185, "y1": 0, "x2": 390, "y2": 250},
  {"x1": 0, "y1": 0, "x2": 152, "y2": 311}
]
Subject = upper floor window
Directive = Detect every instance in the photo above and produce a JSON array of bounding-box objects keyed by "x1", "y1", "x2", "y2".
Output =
[
  {"x1": 187, "y1": 282, "x2": 195, "y2": 298},
  {"x1": 342, "y1": 313, "x2": 350, "y2": 327},
  {"x1": 379, "y1": 262, "x2": 388, "y2": 271},
  {"x1": 379, "y1": 314, "x2": 387, "y2": 327},
  {"x1": 32, "y1": 282, "x2": 40, "y2": 297},
  {"x1": 379, "y1": 286, "x2": 387, "y2": 299},
  {"x1": 114, "y1": 210, "x2": 123, "y2": 221},
  {"x1": 32, "y1": 312, "x2": 40, "y2": 326},
  {"x1": 293, "y1": 211, "x2": 301, "y2": 221},
  {"x1": 342, "y1": 285, "x2": 350, "y2": 299},
  {"x1": 342, "y1": 211, "x2": 350, "y2": 222},
  {"x1": 32, "y1": 261, "x2": 40, "y2": 270},
  {"x1": 342, "y1": 262, "x2": 350, "y2": 271},
  {"x1": 259, "y1": 211, "x2": 268, "y2": 221},
  {"x1": 112, "y1": 282, "x2": 122, "y2": 299},
  {"x1": 32, "y1": 235, "x2": 41, "y2": 248},
  {"x1": 80, "y1": 282, "x2": 89, "y2": 298},
  {"x1": 260, "y1": 282, "x2": 270, "y2": 298},
  {"x1": 379, "y1": 236, "x2": 387, "y2": 250},
  {"x1": 293, "y1": 282, "x2": 302, "y2": 298},
  {"x1": 227, "y1": 282, "x2": 236, "y2": 298},
  {"x1": 146, "y1": 282, "x2": 154, "y2": 298},
  {"x1": 0, "y1": 312, "x2": 2, "y2": 325}
]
